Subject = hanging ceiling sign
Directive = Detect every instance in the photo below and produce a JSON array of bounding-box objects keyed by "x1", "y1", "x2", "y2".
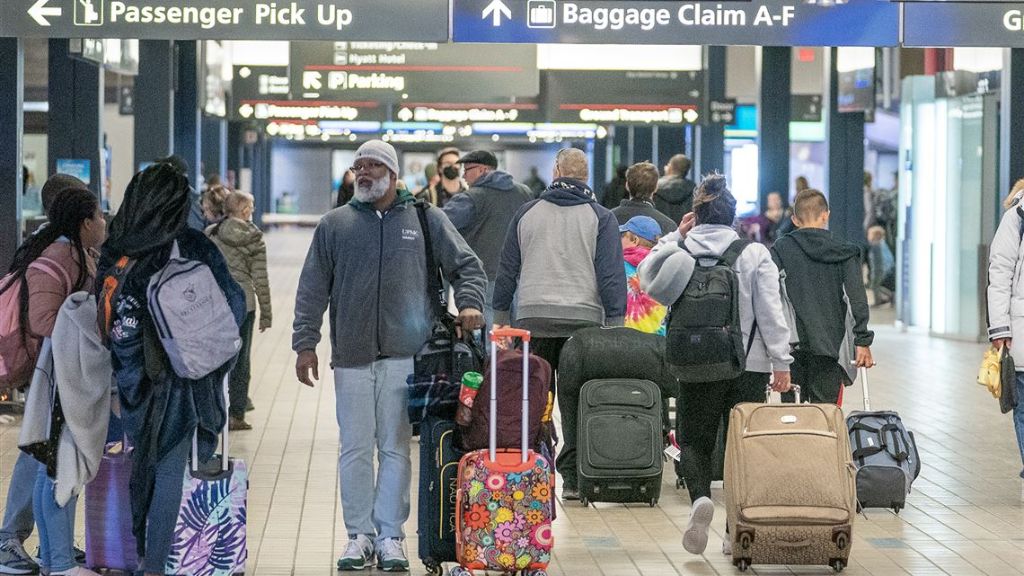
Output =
[
  {"x1": 0, "y1": 0, "x2": 448, "y2": 40},
  {"x1": 904, "y1": 2, "x2": 1024, "y2": 47},
  {"x1": 544, "y1": 70, "x2": 703, "y2": 124},
  {"x1": 289, "y1": 41, "x2": 539, "y2": 103},
  {"x1": 452, "y1": 0, "x2": 899, "y2": 46}
]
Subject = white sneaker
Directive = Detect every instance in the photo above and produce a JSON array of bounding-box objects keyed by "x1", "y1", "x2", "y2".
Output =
[
  {"x1": 337, "y1": 535, "x2": 375, "y2": 571},
  {"x1": 722, "y1": 537, "x2": 733, "y2": 556},
  {"x1": 682, "y1": 497, "x2": 715, "y2": 555},
  {"x1": 375, "y1": 538, "x2": 409, "y2": 572},
  {"x1": 49, "y1": 567, "x2": 101, "y2": 576}
]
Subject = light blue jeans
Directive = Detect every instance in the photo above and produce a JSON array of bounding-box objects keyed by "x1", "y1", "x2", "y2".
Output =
[
  {"x1": 33, "y1": 464, "x2": 77, "y2": 573},
  {"x1": 0, "y1": 451, "x2": 36, "y2": 542},
  {"x1": 1015, "y1": 374, "x2": 1024, "y2": 475},
  {"x1": 334, "y1": 357, "x2": 413, "y2": 541}
]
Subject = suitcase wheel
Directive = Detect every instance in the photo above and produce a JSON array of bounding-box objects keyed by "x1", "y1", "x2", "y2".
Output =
[
  {"x1": 831, "y1": 559, "x2": 846, "y2": 572},
  {"x1": 675, "y1": 478, "x2": 684, "y2": 490},
  {"x1": 449, "y1": 566, "x2": 471, "y2": 576},
  {"x1": 735, "y1": 559, "x2": 750, "y2": 572},
  {"x1": 649, "y1": 498, "x2": 658, "y2": 508},
  {"x1": 524, "y1": 570, "x2": 548, "y2": 576},
  {"x1": 424, "y1": 563, "x2": 442, "y2": 576},
  {"x1": 580, "y1": 497, "x2": 590, "y2": 507}
]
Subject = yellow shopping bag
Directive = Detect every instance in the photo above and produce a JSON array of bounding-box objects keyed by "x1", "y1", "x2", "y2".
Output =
[{"x1": 978, "y1": 346, "x2": 1002, "y2": 399}]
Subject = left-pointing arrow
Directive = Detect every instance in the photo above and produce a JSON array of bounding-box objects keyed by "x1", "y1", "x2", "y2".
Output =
[{"x1": 29, "y1": 0, "x2": 62, "y2": 26}]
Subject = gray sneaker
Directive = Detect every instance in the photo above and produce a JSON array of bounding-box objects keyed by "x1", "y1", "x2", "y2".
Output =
[
  {"x1": 337, "y1": 535, "x2": 374, "y2": 571},
  {"x1": 375, "y1": 538, "x2": 409, "y2": 572},
  {"x1": 0, "y1": 539, "x2": 40, "y2": 575}
]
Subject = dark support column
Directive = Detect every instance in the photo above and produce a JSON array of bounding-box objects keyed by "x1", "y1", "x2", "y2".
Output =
[
  {"x1": 632, "y1": 126, "x2": 654, "y2": 165},
  {"x1": 611, "y1": 125, "x2": 628, "y2": 171},
  {"x1": 658, "y1": 126, "x2": 686, "y2": 170},
  {"x1": 134, "y1": 40, "x2": 175, "y2": 171},
  {"x1": 174, "y1": 41, "x2": 202, "y2": 187},
  {"x1": 758, "y1": 47, "x2": 792, "y2": 209},
  {"x1": 251, "y1": 134, "x2": 272, "y2": 226},
  {"x1": 1001, "y1": 49, "x2": 1024, "y2": 200},
  {"x1": 593, "y1": 136, "x2": 608, "y2": 200},
  {"x1": 48, "y1": 39, "x2": 103, "y2": 194},
  {"x1": 827, "y1": 48, "x2": 866, "y2": 244},
  {"x1": 202, "y1": 116, "x2": 228, "y2": 182},
  {"x1": 0, "y1": 39, "x2": 24, "y2": 268},
  {"x1": 699, "y1": 46, "x2": 727, "y2": 176},
  {"x1": 227, "y1": 121, "x2": 243, "y2": 188}
]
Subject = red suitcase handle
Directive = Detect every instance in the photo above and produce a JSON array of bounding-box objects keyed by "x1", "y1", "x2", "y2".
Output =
[{"x1": 490, "y1": 327, "x2": 531, "y2": 342}]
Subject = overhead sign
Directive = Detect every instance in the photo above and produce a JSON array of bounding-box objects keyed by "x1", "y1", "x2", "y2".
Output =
[
  {"x1": 289, "y1": 41, "x2": 539, "y2": 103},
  {"x1": 904, "y1": 2, "x2": 1024, "y2": 47},
  {"x1": 392, "y1": 102, "x2": 542, "y2": 124},
  {"x1": 790, "y1": 94, "x2": 822, "y2": 123},
  {"x1": 707, "y1": 99, "x2": 736, "y2": 125},
  {"x1": 1, "y1": 0, "x2": 448, "y2": 40},
  {"x1": 452, "y1": 0, "x2": 899, "y2": 46},
  {"x1": 232, "y1": 65, "x2": 291, "y2": 103},
  {"x1": 233, "y1": 99, "x2": 385, "y2": 123},
  {"x1": 544, "y1": 70, "x2": 703, "y2": 124}
]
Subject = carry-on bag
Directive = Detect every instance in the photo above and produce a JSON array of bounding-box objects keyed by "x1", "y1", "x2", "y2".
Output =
[
  {"x1": 85, "y1": 439, "x2": 140, "y2": 572},
  {"x1": 418, "y1": 416, "x2": 467, "y2": 575},
  {"x1": 846, "y1": 367, "x2": 921, "y2": 513},
  {"x1": 726, "y1": 385, "x2": 857, "y2": 573},
  {"x1": 460, "y1": 349, "x2": 550, "y2": 452},
  {"x1": 578, "y1": 378, "x2": 662, "y2": 507},
  {"x1": 453, "y1": 328, "x2": 553, "y2": 576},
  {"x1": 165, "y1": 373, "x2": 248, "y2": 576}
]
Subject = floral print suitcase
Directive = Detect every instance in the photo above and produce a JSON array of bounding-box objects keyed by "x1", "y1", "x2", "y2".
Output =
[
  {"x1": 452, "y1": 329, "x2": 553, "y2": 576},
  {"x1": 165, "y1": 373, "x2": 247, "y2": 576}
]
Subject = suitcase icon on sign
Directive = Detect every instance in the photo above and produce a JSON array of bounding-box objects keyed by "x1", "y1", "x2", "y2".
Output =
[{"x1": 528, "y1": 0, "x2": 556, "y2": 28}]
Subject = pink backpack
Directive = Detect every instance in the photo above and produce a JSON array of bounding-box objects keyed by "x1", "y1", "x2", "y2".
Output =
[{"x1": 0, "y1": 257, "x2": 70, "y2": 390}]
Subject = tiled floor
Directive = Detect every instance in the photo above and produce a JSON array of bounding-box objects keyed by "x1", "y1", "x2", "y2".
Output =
[{"x1": 2, "y1": 228, "x2": 1021, "y2": 576}]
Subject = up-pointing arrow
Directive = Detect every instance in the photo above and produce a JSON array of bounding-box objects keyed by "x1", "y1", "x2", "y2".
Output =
[
  {"x1": 29, "y1": 0, "x2": 62, "y2": 26},
  {"x1": 482, "y1": 0, "x2": 511, "y2": 26}
]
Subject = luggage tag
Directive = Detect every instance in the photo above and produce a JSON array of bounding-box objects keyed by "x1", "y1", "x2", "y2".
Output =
[{"x1": 664, "y1": 430, "x2": 681, "y2": 461}]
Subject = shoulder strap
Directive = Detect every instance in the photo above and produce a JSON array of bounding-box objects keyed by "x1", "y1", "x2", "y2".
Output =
[
  {"x1": 415, "y1": 202, "x2": 446, "y2": 320},
  {"x1": 719, "y1": 239, "x2": 752, "y2": 268},
  {"x1": 1017, "y1": 204, "x2": 1024, "y2": 241},
  {"x1": 29, "y1": 257, "x2": 73, "y2": 293}
]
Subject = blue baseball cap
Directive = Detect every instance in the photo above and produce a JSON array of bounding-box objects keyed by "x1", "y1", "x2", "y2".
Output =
[{"x1": 619, "y1": 216, "x2": 661, "y2": 243}]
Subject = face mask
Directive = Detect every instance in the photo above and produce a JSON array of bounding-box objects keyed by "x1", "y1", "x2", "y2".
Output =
[
  {"x1": 442, "y1": 166, "x2": 461, "y2": 181},
  {"x1": 354, "y1": 175, "x2": 390, "y2": 203}
]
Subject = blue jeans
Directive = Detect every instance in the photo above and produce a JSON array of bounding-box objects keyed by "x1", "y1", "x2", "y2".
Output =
[
  {"x1": 1015, "y1": 374, "x2": 1024, "y2": 473},
  {"x1": 0, "y1": 451, "x2": 36, "y2": 542},
  {"x1": 143, "y1": 436, "x2": 191, "y2": 574},
  {"x1": 334, "y1": 358, "x2": 413, "y2": 540},
  {"x1": 33, "y1": 464, "x2": 77, "y2": 572}
]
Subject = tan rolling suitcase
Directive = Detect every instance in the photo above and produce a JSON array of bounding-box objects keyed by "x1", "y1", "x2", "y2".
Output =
[{"x1": 725, "y1": 385, "x2": 857, "y2": 573}]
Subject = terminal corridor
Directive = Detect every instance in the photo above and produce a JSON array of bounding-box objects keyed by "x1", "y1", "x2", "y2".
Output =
[{"x1": 1, "y1": 228, "x2": 1020, "y2": 576}]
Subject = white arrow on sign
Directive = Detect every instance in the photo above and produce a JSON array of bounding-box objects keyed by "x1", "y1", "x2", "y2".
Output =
[
  {"x1": 29, "y1": 0, "x2": 62, "y2": 26},
  {"x1": 482, "y1": 0, "x2": 511, "y2": 26},
  {"x1": 397, "y1": 108, "x2": 413, "y2": 122},
  {"x1": 303, "y1": 71, "x2": 323, "y2": 90},
  {"x1": 238, "y1": 104, "x2": 254, "y2": 118}
]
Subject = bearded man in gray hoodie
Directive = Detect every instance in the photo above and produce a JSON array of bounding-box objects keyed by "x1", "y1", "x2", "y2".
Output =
[{"x1": 638, "y1": 173, "x2": 793, "y2": 558}]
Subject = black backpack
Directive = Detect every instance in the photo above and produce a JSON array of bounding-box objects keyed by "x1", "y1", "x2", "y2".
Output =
[{"x1": 666, "y1": 239, "x2": 755, "y2": 383}]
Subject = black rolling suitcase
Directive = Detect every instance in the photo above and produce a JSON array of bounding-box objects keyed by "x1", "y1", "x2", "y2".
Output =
[
  {"x1": 578, "y1": 379, "x2": 663, "y2": 506},
  {"x1": 417, "y1": 416, "x2": 465, "y2": 575}
]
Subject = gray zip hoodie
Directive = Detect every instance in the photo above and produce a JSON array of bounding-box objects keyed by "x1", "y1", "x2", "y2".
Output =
[
  {"x1": 638, "y1": 225, "x2": 793, "y2": 373},
  {"x1": 292, "y1": 192, "x2": 486, "y2": 368}
]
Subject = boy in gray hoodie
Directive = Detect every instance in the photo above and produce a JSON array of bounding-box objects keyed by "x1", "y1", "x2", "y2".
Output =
[{"x1": 638, "y1": 174, "x2": 793, "y2": 557}]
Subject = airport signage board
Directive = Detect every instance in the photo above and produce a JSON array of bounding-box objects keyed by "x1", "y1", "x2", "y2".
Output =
[
  {"x1": 391, "y1": 102, "x2": 543, "y2": 124},
  {"x1": 904, "y1": 2, "x2": 1024, "y2": 47},
  {"x1": 544, "y1": 70, "x2": 703, "y2": 125},
  {"x1": 289, "y1": 41, "x2": 540, "y2": 103},
  {"x1": 0, "y1": 0, "x2": 448, "y2": 41},
  {"x1": 232, "y1": 99, "x2": 386, "y2": 123},
  {"x1": 452, "y1": 0, "x2": 899, "y2": 46}
]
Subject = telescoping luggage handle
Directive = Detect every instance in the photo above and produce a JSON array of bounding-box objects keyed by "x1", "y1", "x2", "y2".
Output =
[
  {"x1": 763, "y1": 383, "x2": 801, "y2": 403},
  {"x1": 488, "y1": 328, "x2": 532, "y2": 464},
  {"x1": 859, "y1": 365, "x2": 871, "y2": 411},
  {"x1": 191, "y1": 372, "x2": 231, "y2": 473}
]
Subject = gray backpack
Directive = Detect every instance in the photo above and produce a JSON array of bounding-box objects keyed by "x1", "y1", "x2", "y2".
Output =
[
  {"x1": 846, "y1": 369, "x2": 921, "y2": 513},
  {"x1": 148, "y1": 241, "x2": 240, "y2": 380}
]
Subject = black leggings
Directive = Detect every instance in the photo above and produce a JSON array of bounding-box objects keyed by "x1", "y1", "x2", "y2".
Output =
[{"x1": 678, "y1": 371, "x2": 769, "y2": 502}]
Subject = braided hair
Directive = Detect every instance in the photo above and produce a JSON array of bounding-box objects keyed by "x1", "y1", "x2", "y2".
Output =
[{"x1": 0, "y1": 187, "x2": 99, "y2": 342}]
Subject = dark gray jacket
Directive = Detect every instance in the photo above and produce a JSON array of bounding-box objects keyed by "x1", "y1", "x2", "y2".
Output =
[
  {"x1": 443, "y1": 170, "x2": 533, "y2": 282},
  {"x1": 611, "y1": 199, "x2": 678, "y2": 236},
  {"x1": 654, "y1": 175, "x2": 696, "y2": 224},
  {"x1": 292, "y1": 191, "x2": 486, "y2": 368}
]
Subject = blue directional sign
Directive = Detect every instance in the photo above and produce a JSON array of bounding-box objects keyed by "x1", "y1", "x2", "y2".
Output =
[
  {"x1": 904, "y1": 2, "x2": 1024, "y2": 47},
  {"x1": 452, "y1": 0, "x2": 900, "y2": 46}
]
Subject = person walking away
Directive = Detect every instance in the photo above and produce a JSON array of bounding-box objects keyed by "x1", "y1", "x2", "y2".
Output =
[
  {"x1": 986, "y1": 178, "x2": 1024, "y2": 479},
  {"x1": 442, "y1": 150, "x2": 532, "y2": 330},
  {"x1": 0, "y1": 188, "x2": 106, "y2": 576},
  {"x1": 523, "y1": 166, "x2": 547, "y2": 197},
  {"x1": 611, "y1": 162, "x2": 678, "y2": 235},
  {"x1": 206, "y1": 190, "x2": 272, "y2": 431},
  {"x1": 201, "y1": 184, "x2": 230, "y2": 226},
  {"x1": 96, "y1": 164, "x2": 246, "y2": 576},
  {"x1": 771, "y1": 189, "x2": 874, "y2": 405},
  {"x1": 867, "y1": 225, "x2": 895, "y2": 307},
  {"x1": 639, "y1": 174, "x2": 793, "y2": 556},
  {"x1": 292, "y1": 140, "x2": 486, "y2": 572},
  {"x1": 619, "y1": 216, "x2": 667, "y2": 335},
  {"x1": 655, "y1": 154, "x2": 696, "y2": 224},
  {"x1": 492, "y1": 147, "x2": 626, "y2": 383},
  {"x1": 601, "y1": 164, "x2": 628, "y2": 210}
]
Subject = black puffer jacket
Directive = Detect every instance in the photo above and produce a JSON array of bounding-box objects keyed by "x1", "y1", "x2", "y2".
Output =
[{"x1": 654, "y1": 176, "x2": 695, "y2": 224}]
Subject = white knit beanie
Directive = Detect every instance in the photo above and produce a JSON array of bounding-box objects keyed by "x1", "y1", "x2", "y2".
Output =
[{"x1": 355, "y1": 140, "x2": 400, "y2": 176}]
